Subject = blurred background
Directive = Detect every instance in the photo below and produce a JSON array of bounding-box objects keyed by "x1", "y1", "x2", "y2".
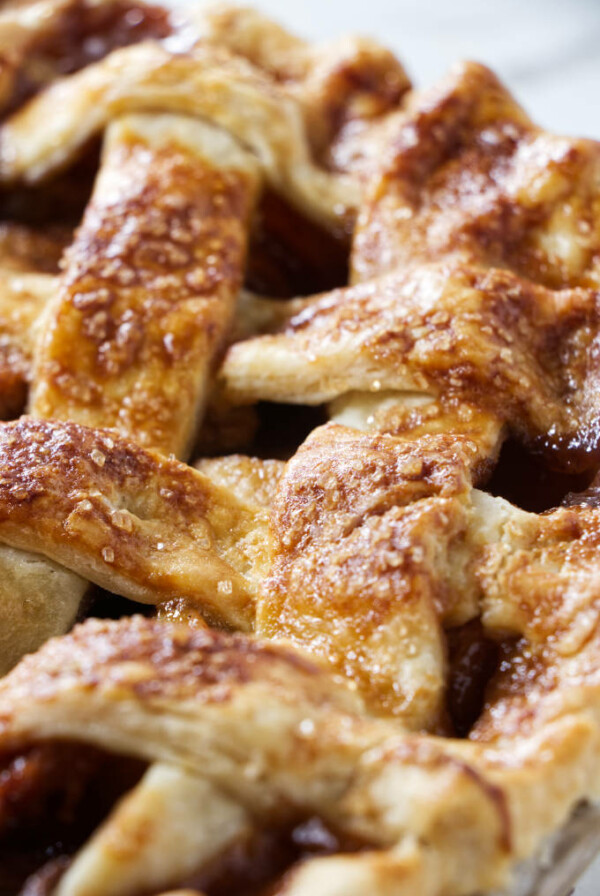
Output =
[
  {"x1": 256, "y1": 0, "x2": 600, "y2": 139},
  {"x1": 254, "y1": 0, "x2": 600, "y2": 893}
]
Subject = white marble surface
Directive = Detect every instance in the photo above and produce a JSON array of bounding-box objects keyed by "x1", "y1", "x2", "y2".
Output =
[
  {"x1": 257, "y1": 0, "x2": 600, "y2": 139},
  {"x1": 253, "y1": 1, "x2": 600, "y2": 893}
]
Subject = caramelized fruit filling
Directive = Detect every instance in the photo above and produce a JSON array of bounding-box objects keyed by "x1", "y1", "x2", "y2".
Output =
[
  {"x1": 446, "y1": 620, "x2": 503, "y2": 738},
  {"x1": 485, "y1": 438, "x2": 594, "y2": 512},
  {"x1": 0, "y1": 743, "x2": 146, "y2": 894}
]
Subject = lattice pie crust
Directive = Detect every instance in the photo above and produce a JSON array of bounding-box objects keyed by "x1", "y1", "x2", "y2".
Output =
[{"x1": 0, "y1": 3, "x2": 600, "y2": 895}]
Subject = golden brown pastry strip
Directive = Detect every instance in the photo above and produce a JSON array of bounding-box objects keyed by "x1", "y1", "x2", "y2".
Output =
[
  {"x1": 0, "y1": 0, "x2": 173, "y2": 116},
  {"x1": 0, "y1": 113, "x2": 262, "y2": 671},
  {"x1": 0, "y1": 40, "x2": 360, "y2": 229},
  {"x1": 3, "y1": 613, "x2": 597, "y2": 896},
  {"x1": 0, "y1": 617, "x2": 372, "y2": 805},
  {"x1": 30, "y1": 113, "x2": 259, "y2": 458},
  {"x1": 0, "y1": 417, "x2": 268, "y2": 630},
  {"x1": 352, "y1": 61, "x2": 600, "y2": 289},
  {"x1": 194, "y1": 455, "x2": 285, "y2": 509},
  {"x1": 55, "y1": 764, "x2": 251, "y2": 896},
  {"x1": 192, "y1": 3, "x2": 410, "y2": 171},
  {"x1": 220, "y1": 262, "x2": 600, "y2": 465},
  {"x1": 257, "y1": 425, "x2": 478, "y2": 727}
]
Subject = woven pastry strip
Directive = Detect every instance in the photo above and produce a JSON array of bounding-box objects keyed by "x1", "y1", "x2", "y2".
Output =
[{"x1": 0, "y1": 4, "x2": 598, "y2": 896}]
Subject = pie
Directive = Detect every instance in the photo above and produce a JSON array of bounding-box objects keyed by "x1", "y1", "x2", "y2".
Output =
[{"x1": 0, "y1": 3, "x2": 600, "y2": 896}]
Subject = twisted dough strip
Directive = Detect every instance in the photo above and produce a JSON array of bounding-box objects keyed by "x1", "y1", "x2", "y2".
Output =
[
  {"x1": 257, "y1": 424, "x2": 482, "y2": 729},
  {"x1": 191, "y1": 3, "x2": 410, "y2": 173},
  {"x1": 0, "y1": 40, "x2": 361, "y2": 228},
  {"x1": 0, "y1": 416, "x2": 268, "y2": 630},
  {"x1": 0, "y1": 617, "x2": 509, "y2": 896},
  {"x1": 219, "y1": 261, "x2": 600, "y2": 460},
  {"x1": 1, "y1": 610, "x2": 600, "y2": 896}
]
